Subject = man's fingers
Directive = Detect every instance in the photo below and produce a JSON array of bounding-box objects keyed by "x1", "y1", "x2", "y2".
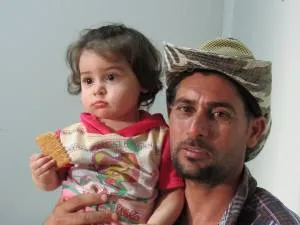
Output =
[
  {"x1": 46, "y1": 195, "x2": 119, "y2": 225},
  {"x1": 75, "y1": 211, "x2": 116, "y2": 224},
  {"x1": 45, "y1": 211, "x2": 116, "y2": 225},
  {"x1": 58, "y1": 194, "x2": 108, "y2": 213}
]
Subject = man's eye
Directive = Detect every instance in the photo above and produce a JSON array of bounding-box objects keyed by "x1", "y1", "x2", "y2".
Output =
[
  {"x1": 213, "y1": 111, "x2": 231, "y2": 120},
  {"x1": 176, "y1": 105, "x2": 194, "y2": 113},
  {"x1": 106, "y1": 73, "x2": 115, "y2": 81}
]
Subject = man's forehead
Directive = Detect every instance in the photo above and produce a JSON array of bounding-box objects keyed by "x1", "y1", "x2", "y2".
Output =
[
  {"x1": 173, "y1": 73, "x2": 244, "y2": 107},
  {"x1": 174, "y1": 85, "x2": 201, "y2": 101},
  {"x1": 176, "y1": 73, "x2": 235, "y2": 94}
]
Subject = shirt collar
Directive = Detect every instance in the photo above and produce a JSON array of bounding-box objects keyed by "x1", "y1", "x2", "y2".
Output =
[{"x1": 220, "y1": 166, "x2": 257, "y2": 225}]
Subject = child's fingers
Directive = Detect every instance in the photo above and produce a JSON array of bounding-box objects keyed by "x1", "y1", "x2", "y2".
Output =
[
  {"x1": 30, "y1": 154, "x2": 52, "y2": 169},
  {"x1": 31, "y1": 158, "x2": 56, "y2": 176},
  {"x1": 34, "y1": 159, "x2": 56, "y2": 176},
  {"x1": 30, "y1": 153, "x2": 44, "y2": 162},
  {"x1": 30, "y1": 153, "x2": 52, "y2": 166}
]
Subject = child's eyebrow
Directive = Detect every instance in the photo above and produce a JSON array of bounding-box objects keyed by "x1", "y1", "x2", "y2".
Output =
[
  {"x1": 80, "y1": 71, "x2": 92, "y2": 76},
  {"x1": 80, "y1": 65, "x2": 125, "y2": 76},
  {"x1": 102, "y1": 64, "x2": 127, "y2": 71}
]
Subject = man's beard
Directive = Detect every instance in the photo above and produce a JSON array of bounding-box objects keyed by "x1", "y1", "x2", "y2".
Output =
[{"x1": 172, "y1": 138, "x2": 227, "y2": 187}]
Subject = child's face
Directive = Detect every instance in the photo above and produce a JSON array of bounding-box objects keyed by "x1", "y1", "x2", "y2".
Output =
[{"x1": 79, "y1": 50, "x2": 142, "y2": 122}]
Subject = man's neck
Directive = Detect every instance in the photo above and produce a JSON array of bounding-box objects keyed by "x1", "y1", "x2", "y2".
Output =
[{"x1": 182, "y1": 178, "x2": 240, "y2": 225}]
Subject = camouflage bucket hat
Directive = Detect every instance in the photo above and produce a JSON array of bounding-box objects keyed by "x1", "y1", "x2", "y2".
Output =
[{"x1": 164, "y1": 38, "x2": 272, "y2": 161}]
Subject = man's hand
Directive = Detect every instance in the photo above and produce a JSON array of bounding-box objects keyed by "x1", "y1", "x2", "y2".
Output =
[{"x1": 44, "y1": 194, "x2": 119, "y2": 225}]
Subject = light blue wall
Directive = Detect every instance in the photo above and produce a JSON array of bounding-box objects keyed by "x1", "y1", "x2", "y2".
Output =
[
  {"x1": 226, "y1": 0, "x2": 300, "y2": 214},
  {"x1": 0, "y1": 1, "x2": 224, "y2": 224}
]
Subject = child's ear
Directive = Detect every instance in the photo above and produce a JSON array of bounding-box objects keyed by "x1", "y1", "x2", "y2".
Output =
[{"x1": 246, "y1": 116, "x2": 266, "y2": 148}]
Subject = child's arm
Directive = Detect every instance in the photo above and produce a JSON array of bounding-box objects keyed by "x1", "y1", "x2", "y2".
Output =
[
  {"x1": 147, "y1": 188, "x2": 184, "y2": 225},
  {"x1": 30, "y1": 153, "x2": 62, "y2": 191}
]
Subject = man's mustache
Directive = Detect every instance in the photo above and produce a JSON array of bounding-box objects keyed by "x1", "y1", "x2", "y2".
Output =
[{"x1": 177, "y1": 138, "x2": 214, "y2": 153}]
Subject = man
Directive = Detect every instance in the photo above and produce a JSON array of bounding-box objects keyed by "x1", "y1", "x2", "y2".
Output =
[
  {"x1": 164, "y1": 38, "x2": 300, "y2": 224},
  {"x1": 44, "y1": 38, "x2": 300, "y2": 225}
]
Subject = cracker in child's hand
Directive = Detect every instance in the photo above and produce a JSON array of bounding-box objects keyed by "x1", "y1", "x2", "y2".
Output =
[{"x1": 36, "y1": 132, "x2": 71, "y2": 169}]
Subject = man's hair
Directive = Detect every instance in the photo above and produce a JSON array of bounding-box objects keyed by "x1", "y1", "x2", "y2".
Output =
[
  {"x1": 66, "y1": 23, "x2": 163, "y2": 107},
  {"x1": 166, "y1": 69, "x2": 262, "y2": 118}
]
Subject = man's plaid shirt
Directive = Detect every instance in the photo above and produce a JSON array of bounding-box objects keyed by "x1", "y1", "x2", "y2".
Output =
[
  {"x1": 221, "y1": 166, "x2": 300, "y2": 224},
  {"x1": 176, "y1": 166, "x2": 300, "y2": 224}
]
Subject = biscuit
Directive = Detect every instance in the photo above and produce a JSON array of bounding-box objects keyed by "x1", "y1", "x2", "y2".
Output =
[{"x1": 36, "y1": 132, "x2": 71, "y2": 169}]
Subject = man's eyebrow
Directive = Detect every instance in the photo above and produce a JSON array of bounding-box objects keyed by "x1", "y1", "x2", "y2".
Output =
[
  {"x1": 208, "y1": 101, "x2": 237, "y2": 114},
  {"x1": 172, "y1": 98, "x2": 196, "y2": 106},
  {"x1": 173, "y1": 98, "x2": 237, "y2": 113}
]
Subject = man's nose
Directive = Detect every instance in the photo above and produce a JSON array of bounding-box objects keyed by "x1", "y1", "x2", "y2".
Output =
[{"x1": 186, "y1": 112, "x2": 210, "y2": 139}]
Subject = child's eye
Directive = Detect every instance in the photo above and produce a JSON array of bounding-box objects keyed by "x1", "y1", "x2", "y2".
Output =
[
  {"x1": 82, "y1": 77, "x2": 93, "y2": 85},
  {"x1": 106, "y1": 73, "x2": 115, "y2": 81}
]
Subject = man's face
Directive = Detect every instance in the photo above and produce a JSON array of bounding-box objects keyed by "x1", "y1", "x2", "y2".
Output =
[{"x1": 169, "y1": 72, "x2": 261, "y2": 186}]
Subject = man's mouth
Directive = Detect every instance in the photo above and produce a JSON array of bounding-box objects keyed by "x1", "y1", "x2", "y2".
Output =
[{"x1": 181, "y1": 145, "x2": 212, "y2": 160}]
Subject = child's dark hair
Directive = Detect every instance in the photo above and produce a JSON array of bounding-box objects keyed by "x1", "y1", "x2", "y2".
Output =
[{"x1": 66, "y1": 23, "x2": 163, "y2": 107}]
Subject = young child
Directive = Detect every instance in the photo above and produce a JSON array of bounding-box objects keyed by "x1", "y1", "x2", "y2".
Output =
[{"x1": 30, "y1": 24, "x2": 184, "y2": 225}]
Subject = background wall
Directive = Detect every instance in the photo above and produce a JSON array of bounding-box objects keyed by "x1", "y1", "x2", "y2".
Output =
[
  {"x1": 1, "y1": 1, "x2": 299, "y2": 224},
  {"x1": 0, "y1": 1, "x2": 224, "y2": 224},
  {"x1": 223, "y1": 0, "x2": 300, "y2": 214}
]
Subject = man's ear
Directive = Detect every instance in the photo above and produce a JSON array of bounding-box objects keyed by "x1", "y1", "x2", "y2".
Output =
[
  {"x1": 141, "y1": 88, "x2": 148, "y2": 93},
  {"x1": 247, "y1": 116, "x2": 267, "y2": 148},
  {"x1": 167, "y1": 105, "x2": 172, "y2": 117}
]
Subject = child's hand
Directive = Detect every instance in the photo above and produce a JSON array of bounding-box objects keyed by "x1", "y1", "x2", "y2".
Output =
[{"x1": 30, "y1": 153, "x2": 60, "y2": 191}]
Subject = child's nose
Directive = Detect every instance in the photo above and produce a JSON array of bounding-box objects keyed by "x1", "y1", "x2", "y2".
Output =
[{"x1": 93, "y1": 83, "x2": 107, "y2": 96}]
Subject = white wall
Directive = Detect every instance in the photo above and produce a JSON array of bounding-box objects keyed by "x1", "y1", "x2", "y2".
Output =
[
  {"x1": 225, "y1": 0, "x2": 300, "y2": 214},
  {"x1": 2, "y1": 1, "x2": 298, "y2": 224},
  {"x1": 0, "y1": 1, "x2": 224, "y2": 224}
]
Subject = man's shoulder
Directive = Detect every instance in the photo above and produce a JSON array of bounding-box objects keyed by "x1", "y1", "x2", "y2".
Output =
[{"x1": 240, "y1": 187, "x2": 300, "y2": 224}]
